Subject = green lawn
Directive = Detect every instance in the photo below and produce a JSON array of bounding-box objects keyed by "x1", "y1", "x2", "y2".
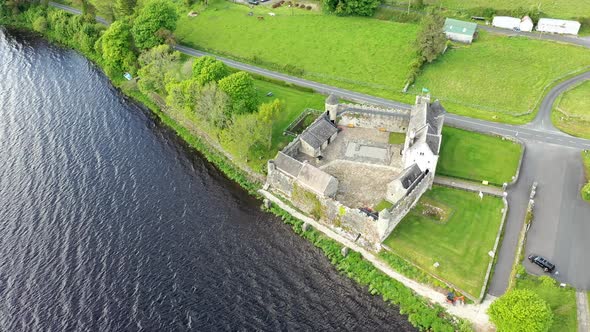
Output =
[
  {"x1": 583, "y1": 150, "x2": 590, "y2": 179},
  {"x1": 374, "y1": 199, "x2": 394, "y2": 212},
  {"x1": 383, "y1": 185, "x2": 504, "y2": 298},
  {"x1": 389, "y1": 132, "x2": 406, "y2": 144},
  {"x1": 516, "y1": 274, "x2": 578, "y2": 332},
  {"x1": 175, "y1": 0, "x2": 418, "y2": 102},
  {"x1": 411, "y1": 32, "x2": 590, "y2": 124},
  {"x1": 438, "y1": 126, "x2": 522, "y2": 185},
  {"x1": 552, "y1": 80, "x2": 590, "y2": 139}
]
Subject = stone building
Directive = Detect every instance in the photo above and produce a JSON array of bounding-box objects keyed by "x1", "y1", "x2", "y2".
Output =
[{"x1": 266, "y1": 94, "x2": 446, "y2": 248}]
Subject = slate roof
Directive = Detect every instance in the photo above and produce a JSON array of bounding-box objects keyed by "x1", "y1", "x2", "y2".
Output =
[
  {"x1": 274, "y1": 152, "x2": 303, "y2": 178},
  {"x1": 444, "y1": 18, "x2": 477, "y2": 36},
  {"x1": 297, "y1": 163, "x2": 336, "y2": 196},
  {"x1": 326, "y1": 94, "x2": 339, "y2": 105},
  {"x1": 426, "y1": 100, "x2": 446, "y2": 135},
  {"x1": 426, "y1": 134, "x2": 441, "y2": 154},
  {"x1": 300, "y1": 116, "x2": 338, "y2": 149},
  {"x1": 399, "y1": 164, "x2": 424, "y2": 190}
]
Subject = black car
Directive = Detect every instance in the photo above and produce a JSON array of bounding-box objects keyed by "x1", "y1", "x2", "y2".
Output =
[{"x1": 528, "y1": 254, "x2": 555, "y2": 273}]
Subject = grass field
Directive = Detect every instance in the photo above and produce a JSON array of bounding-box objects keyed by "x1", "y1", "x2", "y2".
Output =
[
  {"x1": 438, "y1": 127, "x2": 522, "y2": 185},
  {"x1": 516, "y1": 274, "x2": 578, "y2": 332},
  {"x1": 388, "y1": 132, "x2": 406, "y2": 144},
  {"x1": 383, "y1": 185, "x2": 504, "y2": 298},
  {"x1": 175, "y1": 0, "x2": 419, "y2": 101},
  {"x1": 410, "y1": 32, "x2": 590, "y2": 124},
  {"x1": 552, "y1": 80, "x2": 590, "y2": 139},
  {"x1": 583, "y1": 151, "x2": 590, "y2": 180}
]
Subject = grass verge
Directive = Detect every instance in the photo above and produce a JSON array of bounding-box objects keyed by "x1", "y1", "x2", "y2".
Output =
[
  {"x1": 438, "y1": 126, "x2": 522, "y2": 186},
  {"x1": 383, "y1": 185, "x2": 504, "y2": 298},
  {"x1": 552, "y1": 80, "x2": 590, "y2": 139}
]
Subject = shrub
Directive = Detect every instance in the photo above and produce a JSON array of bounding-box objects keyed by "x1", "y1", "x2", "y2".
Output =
[
  {"x1": 306, "y1": 6, "x2": 311, "y2": 10},
  {"x1": 581, "y1": 182, "x2": 590, "y2": 201},
  {"x1": 32, "y1": 16, "x2": 47, "y2": 33},
  {"x1": 488, "y1": 289, "x2": 553, "y2": 332}
]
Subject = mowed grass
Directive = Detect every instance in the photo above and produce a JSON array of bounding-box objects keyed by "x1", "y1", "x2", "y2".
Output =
[
  {"x1": 552, "y1": 80, "x2": 590, "y2": 139},
  {"x1": 438, "y1": 127, "x2": 522, "y2": 185},
  {"x1": 383, "y1": 185, "x2": 504, "y2": 298},
  {"x1": 389, "y1": 132, "x2": 406, "y2": 144},
  {"x1": 516, "y1": 275, "x2": 578, "y2": 332},
  {"x1": 175, "y1": 0, "x2": 418, "y2": 101},
  {"x1": 582, "y1": 150, "x2": 590, "y2": 180},
  {"x1": 411, "y1": 32, "x2": 590, "y2": 124}
]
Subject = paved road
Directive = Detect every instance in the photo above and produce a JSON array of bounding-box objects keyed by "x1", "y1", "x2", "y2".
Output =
[
  {"x1": 49, "y1": 2, "x2": 109, "y2": 25},
  {"x1": 530, "y1": 71, "x2": 590, "y2": 131},
  {"x1": 49, "y1": 0, "x2": 590, "y2": 293}
]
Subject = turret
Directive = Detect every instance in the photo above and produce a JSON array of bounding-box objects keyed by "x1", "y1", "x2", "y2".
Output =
[{"x1": 325, "y1": 94, "x2": 339, "y2": 123}]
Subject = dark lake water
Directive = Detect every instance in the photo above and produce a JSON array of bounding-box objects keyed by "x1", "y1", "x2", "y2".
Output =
[{"x1": 0, "y1": 27, "x2": 414, "y2": 331}]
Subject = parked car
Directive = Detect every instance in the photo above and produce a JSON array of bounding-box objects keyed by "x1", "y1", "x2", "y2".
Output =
[
  {"x1": 247, "y1": 0, "x2": 259, "y2": 5},
  {"x1": 528, "y1": 254, "x2": 556, "y2": 273}
]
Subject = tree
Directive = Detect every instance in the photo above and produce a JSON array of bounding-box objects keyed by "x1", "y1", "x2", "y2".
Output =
[
  {"x1": 131, "y1": 0, "x2": 178, "y2": 50},
  {"x1": 196, "y1": 82, "x2": 231, "y2": 129},
  {"x1": 217, "y1": 71, "x2": 258, "y2": 114},
  {"x1": 32, "y1": 16, "x2": 47, "y2": 33},
  {"x1": 136, "y1": 44, "x2": 180, "y2": 94},
  {"x1": 92, "y1": 0, "x2": 115, "y2": 22},
  {"x1": 257, "y1": 99, "x2": 282, "y2": 149},
  {"x1": 95, "y1": 20, "x2": 137, "y2": 75},
  {"x1": 192, "y1": 56, "x2": 229, "y2": 85},
  {"x1": 416, "y1": 13, "x2": 447, "y2": 63},
  {"x1": 322, "y1": 0, "x2": 380, "y2": 17},
  {"x1": 488, "y1": 289, "x2": 553, "y2": 332},
  {"x1": 223, "y1": 113, "x2": 265, "y2": 161},
  {"x1": 581, "y1": 182, "x2": 590, "y2": 201},
  {"x1": 165, "y1": 78, "x2": 200, "y2": 114},
  {"x1": 115, "y1": 0, "x2": 136, "y2": 18}
]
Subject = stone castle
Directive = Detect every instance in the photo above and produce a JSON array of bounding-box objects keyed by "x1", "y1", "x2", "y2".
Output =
[{"x1": 266, "y1": 95, "x2": 445, "y2": 247}]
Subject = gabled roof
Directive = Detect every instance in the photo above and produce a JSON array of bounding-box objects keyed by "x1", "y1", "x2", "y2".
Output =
[
  {"x1": 426, "y1": 100, "x2": 446, "y2": 136},
  {"x1": 444, "y1": 18, "x2": 477, "y2": 36},
  {"x1": 399, "y1": 164, "x2": 424, "y2": 189},
  {"x1": 297, "y1": 163, "x2": 336, "y2": 196},
  {"x1": 274, "y1": 152, "x2": 303, "y2": 178},
  {"x1": 300, "y1": 116, "x2": 338, "y2": 149}
]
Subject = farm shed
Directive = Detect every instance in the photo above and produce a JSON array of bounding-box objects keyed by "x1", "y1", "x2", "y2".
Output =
[
  {"x1": 492, "y1": 16, "x2": 520, "y2": 30},
  {"x1": 537, "y1": 18, "x2": 581, "y2": 35},
  {"x1": 443, "y1": 18, "x2": 477, "y2": 44},
  {"x1": 520, "y1": 16, "x2": 534, "y2": 32}
]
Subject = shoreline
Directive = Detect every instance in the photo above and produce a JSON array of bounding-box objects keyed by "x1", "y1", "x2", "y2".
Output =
[{"x1": 0, "y1": 20, "x2": 475, "y2": 331}]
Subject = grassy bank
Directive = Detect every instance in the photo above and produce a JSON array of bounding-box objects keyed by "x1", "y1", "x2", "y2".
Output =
[
  {"x1": 515, "y1": 272, "x2": 578, "y2": 332},
  {"x1": 438, "y1": 127, "x2": 522, "y2": 186},
  {"x1": 411, "y1": 32, "x2": 590, "y2": 124},
  {"x1": 383, "y1": 185, "x2": 504, "y2": 298},
  {"x1": 552, "y1": 80, "x2": 590, "y2": 139}
]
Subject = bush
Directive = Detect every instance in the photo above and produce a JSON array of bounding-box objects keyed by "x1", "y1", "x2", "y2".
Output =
[
  {"x1": 32, "y1": 16, "x2": 47, "y2": 33},
  {"x1": 581, "y1": 182, "x2": 590, "y2": 201},
  {"x1": 488, "y1": 289, "x2": 553, "y2": 332},
  {"x1": 306, "y1": 6, "x2": 311, "y2": 10}
]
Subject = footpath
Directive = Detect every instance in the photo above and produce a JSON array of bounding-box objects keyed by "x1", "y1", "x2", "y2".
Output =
[
  {"x1": 434, "y1": 176, "x2": 505, "y2": 197},
  {"x1": 260, "y1": 189, "x2": 495, "y2": 331},
  {"x1": 577, "y1": 291, "x2": 590, "y2": 332}
]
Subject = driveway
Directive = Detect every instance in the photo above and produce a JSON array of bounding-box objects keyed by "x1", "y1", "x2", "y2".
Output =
[{"x1": 522, "y1": 143, "x2": 590, "y2": 289}]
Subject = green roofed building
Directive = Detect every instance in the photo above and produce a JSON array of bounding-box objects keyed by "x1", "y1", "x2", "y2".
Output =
[{"x1": 443, "y1": 18, "x2": 477, "y2": 44}]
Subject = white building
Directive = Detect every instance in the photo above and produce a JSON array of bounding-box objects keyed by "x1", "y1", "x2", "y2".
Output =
[
  {"x1": 492, "y1": 16, "x2": 520, "y2": 30},
  {"x1": 537, "y1": 18, "x2": 581, "y2": 35},
  {"x1": 520, "y1": 16, "x2": 534, "y2": 32}
]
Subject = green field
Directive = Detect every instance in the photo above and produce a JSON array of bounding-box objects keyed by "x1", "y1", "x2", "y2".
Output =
[
  {"x1": 411, "y1": 32, "x2": 590, "y2": 124},
  {"x1": 175, "y1": 0, "x2": 418, "y2": 101},
  {"x1": 438, "y1": 127, "x2": 522, "y2": 185},
  {"x1": 516, "y1": 274, "x2": 578, "y2": 332},
  {"x1": 383, "y1": 185, "x2": 504, "y2": 298},
  {"x1": 552, "y1": 80, "x2": 590, "y2": 139}
]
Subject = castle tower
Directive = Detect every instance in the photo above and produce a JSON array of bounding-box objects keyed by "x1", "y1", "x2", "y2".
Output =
[{"x1": 325, "y1": 94, "x2": 339, "y2": 123}]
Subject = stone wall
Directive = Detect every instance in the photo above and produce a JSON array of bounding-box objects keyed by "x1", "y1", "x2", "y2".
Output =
[
  {"x1": 338, "y1": 111, "x2": 409, "y2": 133},
  {"x1": 377, "y1": 172, "x2": 434, "y2": 241},
  {"x1": 282, "y1": 138, "x2": 301, "y2": 157}
]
